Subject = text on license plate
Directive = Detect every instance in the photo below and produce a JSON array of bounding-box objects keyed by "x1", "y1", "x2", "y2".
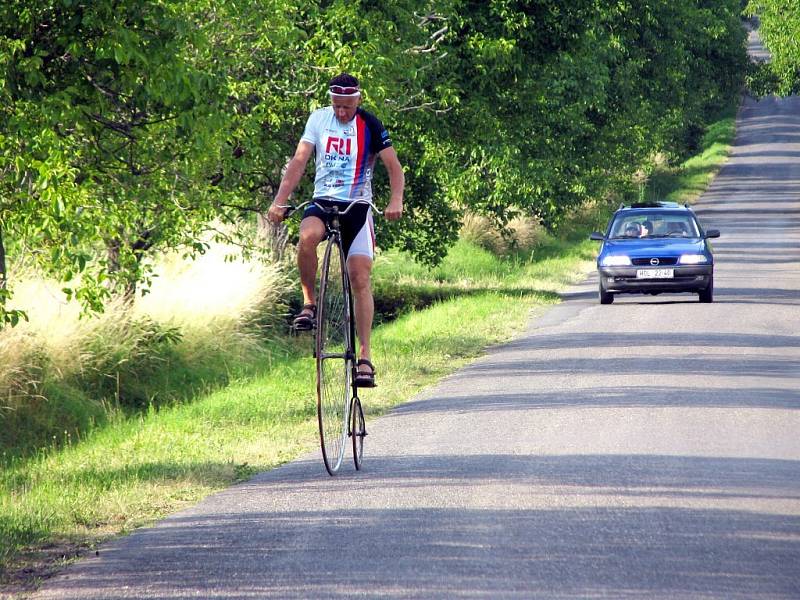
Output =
[{"x1": 636, "y1": 268, "x2": 674, "y2": 279}]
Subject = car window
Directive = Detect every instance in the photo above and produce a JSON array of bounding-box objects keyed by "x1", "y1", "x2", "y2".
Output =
[
  {"x1": 610, "y1": 212, "x2": 699, "y2": 239},
  {"x1": 610, "y1": 216, "x2": 651, "y2": 238},
  {"x1": 662, "y1": 218, "x2": 699, "y2": 237}
]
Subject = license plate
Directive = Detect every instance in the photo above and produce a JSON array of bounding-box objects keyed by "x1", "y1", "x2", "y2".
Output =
[{"x1": 636, "y1": 268, "x2": 674, "y2": 279}]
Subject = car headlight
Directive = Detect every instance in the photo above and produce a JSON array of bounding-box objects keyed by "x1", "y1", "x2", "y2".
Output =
[
  {"x1": 679, "y1": 254, "x2": 708, "y2": 265},
  {"x1": 601, "y1": 255, "x2": 631, "y2": 266}
]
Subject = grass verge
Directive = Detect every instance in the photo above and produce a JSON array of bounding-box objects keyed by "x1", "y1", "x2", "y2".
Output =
[{"x1": 0, "y1": 237, "x2": 595, "y2": 594}]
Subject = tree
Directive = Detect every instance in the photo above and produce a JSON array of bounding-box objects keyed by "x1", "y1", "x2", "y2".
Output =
[
  {"x1": 1, "y1": 0, "x2": 227, "y2": 316},
  {"x1": 0, "y1": 0, "x2": 749, "y2": 323},
  {"x1": 747, "y1": 0, "x2": 800, "y2": 95},
  {"x1": 397, "y1": 0, "x2": 746, "y2": 235}
]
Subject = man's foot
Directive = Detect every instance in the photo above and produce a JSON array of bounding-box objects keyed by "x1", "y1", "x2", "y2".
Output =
[
  {"x1": 292, "y1": 304, "x2": 316, "y2": 331},
  {"x1": 354, "y1": 359, "x2": 376, "y2": 388}
]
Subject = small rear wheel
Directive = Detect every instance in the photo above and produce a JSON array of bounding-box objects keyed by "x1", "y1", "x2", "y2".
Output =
[
  {"x1": 351, "y1": 396, "x2": 366, "y2": 470},
  {"x1": 599, "y1": 280, "x2": 614, "y2": 304},
  {"x1": 699, "y1": 276, "x2": 714, "y2": 303}
]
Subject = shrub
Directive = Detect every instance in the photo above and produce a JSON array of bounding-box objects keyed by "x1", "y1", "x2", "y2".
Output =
[{"x1": 459, "y1": 213, "x2": 545, "y2": 256}]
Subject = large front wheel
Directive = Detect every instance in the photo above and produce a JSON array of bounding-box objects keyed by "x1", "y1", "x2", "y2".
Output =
[{"x1": 316, "y1": 236, "x2": 355, "y2": 475}]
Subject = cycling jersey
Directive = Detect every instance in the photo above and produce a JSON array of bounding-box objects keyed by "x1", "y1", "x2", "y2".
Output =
[{"x1": 301, "y1": 107, "x2": 393, "y2": 202}]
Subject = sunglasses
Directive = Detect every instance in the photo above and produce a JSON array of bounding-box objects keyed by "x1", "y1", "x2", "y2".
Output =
[{"x1": 329, "y1": 85, "x2": 360, "y2": 95}]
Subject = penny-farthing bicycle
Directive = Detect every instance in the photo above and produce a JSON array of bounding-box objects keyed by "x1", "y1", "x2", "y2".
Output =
[{"x1": 280, "y1": 199, "x2": 374, "y2": 475}]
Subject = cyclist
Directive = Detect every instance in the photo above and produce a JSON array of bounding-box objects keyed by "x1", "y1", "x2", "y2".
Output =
[{"x1": 267, "y1": 73, "x2": 405, "y2": 388}]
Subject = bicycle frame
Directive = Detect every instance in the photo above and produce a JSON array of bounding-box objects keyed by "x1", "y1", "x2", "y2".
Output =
[{"x1": 278, "y1": 199, "x2": 375, "y2": 473}]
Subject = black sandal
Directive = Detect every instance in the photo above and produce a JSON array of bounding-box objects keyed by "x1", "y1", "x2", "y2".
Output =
[
  {"x1": 354, "y1": 359, "x2": 376, "y2": 388},
  {"x1": 292, "y1": 303, "x2": 316, "y2": 331}
]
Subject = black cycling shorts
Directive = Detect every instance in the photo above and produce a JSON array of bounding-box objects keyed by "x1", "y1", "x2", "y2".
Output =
[{"x1": 302, "y1": 198, "x2": 375, "y2": 260}]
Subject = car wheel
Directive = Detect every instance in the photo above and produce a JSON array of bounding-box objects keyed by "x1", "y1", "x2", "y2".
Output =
[
  {"x1": 699, "y1": 276, "x2": 713, "y2": 303},
  {"x1": 599, "y1": 280, "x2": 614, "y2": 304}
]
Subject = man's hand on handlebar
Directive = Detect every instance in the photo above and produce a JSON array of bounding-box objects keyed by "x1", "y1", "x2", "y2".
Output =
[{"x1": 267, "y1": 203, "x2": 289, "y2": 224}]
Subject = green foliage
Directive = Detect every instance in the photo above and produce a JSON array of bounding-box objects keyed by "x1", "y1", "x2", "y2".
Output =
[
  {"x1": 746, "y1": 1, "x2": 800, "y2": 95},
  {"x1": 0, "y1": 314, "x2": 273, "y2": 458},
  {"x1": 0, "y1": 379, "x2": 107, "y2": 460},
  {"x1": 1, "y1": 0, "x2": 747, "y2": 322},
  {"x1": 1, "y1": 0, "x2": 227, "y2": 314},
  {"x1": 430, "y1": 0, "x2": 746, "y2": 232}
]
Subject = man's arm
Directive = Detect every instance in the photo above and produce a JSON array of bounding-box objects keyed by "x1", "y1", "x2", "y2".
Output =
[
  {"x1": 378, "y1": 146, "x2": 404, "y2": 221},
  {"x1": 267, "y1": 141, "x2": 314, "y2": 223}
]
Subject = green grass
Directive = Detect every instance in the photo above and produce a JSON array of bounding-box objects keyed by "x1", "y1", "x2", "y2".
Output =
[
  {"x1": 0, "y1": 103, "x2": 739, "y2": 591},
  {"x1": 372, "y1": 234, "x2": 595, "y2": 322},
  {"x1": 0, "y1": 236, "x2": 595, "y2": 588}
]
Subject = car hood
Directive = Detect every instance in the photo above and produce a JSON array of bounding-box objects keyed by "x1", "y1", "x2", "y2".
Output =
[{"x1": 602, "y1": 238, "x2": 707, "y2": 256}]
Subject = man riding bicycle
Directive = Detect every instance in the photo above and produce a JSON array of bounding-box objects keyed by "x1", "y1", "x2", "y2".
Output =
[{"x1": 267, "y1": 73, "x2": 405, "y2": 388}]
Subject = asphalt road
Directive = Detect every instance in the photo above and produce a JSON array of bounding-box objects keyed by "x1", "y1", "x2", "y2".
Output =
[{"x1": 31, "y1": 32, "x2": 800, "y2": 600}]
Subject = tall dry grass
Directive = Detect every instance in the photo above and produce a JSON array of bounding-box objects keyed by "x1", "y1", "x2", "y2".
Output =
[{"x1": 0, "y1": 242, "x2": 291, "y2": 456}]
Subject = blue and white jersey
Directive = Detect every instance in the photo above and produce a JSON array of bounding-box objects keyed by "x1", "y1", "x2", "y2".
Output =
[{"x1": 301, "y1": 106, "x2": 393, "y2": 202}]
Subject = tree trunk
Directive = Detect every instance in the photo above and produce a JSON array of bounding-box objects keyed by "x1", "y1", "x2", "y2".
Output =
[
  {"x1": 0, "y1": 226, "x2": 7, "y2": 289},
  {"x1": 106, "y1": 237, "x2": 121, "y2": 274},
  {"x1": 106, "y1": 238, "x2": 137, "y2": 303}
]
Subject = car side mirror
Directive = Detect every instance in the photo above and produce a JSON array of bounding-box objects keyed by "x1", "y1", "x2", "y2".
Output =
[
  {"x1": 704, "y1": 229, "x2": 720, "y2": 239},
  {"x1": 589, "y1": 232, "x2": 605, "y2": 241}
]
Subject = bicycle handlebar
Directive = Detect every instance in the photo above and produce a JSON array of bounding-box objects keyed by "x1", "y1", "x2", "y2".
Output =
[{"x1": 275, "y1": 198, "x2": 383, "y2": 218}]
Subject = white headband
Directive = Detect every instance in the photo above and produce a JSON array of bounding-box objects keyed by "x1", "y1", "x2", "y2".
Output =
[{"x1": 328, "y1": 85, "x2": 361, "y2": 97}]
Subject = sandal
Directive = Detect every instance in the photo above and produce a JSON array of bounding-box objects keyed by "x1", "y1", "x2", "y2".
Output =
[
  {"x1": 354, "y1": 359, "x2": 377, "y2": 388},
  {"x1": 292, "y1": 303, "x2": 316, "y2": 331}
]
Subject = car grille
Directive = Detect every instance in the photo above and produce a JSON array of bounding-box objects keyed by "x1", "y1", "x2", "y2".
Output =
[{"x1": 631, "y1": 257, "x2": 678, "y2": 266}]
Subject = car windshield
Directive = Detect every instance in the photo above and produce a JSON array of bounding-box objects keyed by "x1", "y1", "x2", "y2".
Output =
[{"x1": 609, "y1": 212, "x2": 699, "y2": 239}]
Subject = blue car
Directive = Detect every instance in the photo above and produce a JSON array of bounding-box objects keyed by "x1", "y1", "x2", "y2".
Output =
[{"x1": 589, "y1": 202, "x2": 720, "y2": 304}]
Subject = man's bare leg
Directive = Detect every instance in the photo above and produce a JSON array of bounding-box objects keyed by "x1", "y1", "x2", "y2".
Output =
[
  {"x1": 296, "y1": 217, "x2": 326, "y2": 313},
  {"x1": 347, "y1": 255, "x2": 374, "y2": 377}
]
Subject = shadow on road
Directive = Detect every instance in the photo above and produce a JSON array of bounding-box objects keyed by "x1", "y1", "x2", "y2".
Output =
[
  {"x1": 41, "y1": 454, "x2": 799, "y2": 599},
  {"x1": 391, "y1": 384, "x2": 800, "y2": 414}
]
